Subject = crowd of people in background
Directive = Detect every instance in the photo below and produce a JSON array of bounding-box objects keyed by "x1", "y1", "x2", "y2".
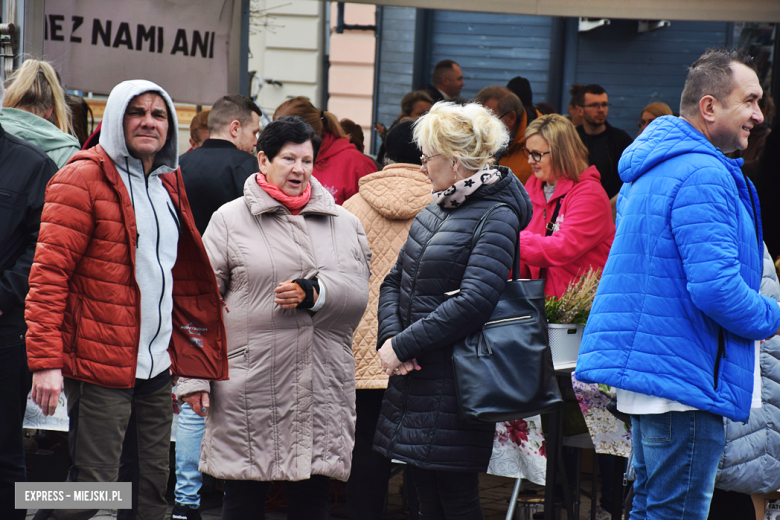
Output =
[{"x1": 0, "y1": 45, "x2": 779, "y2": 520}]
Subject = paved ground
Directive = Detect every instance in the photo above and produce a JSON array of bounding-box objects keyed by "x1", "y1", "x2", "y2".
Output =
[
  {"x1": 26, "y1": 469, "x2": 598, "y2": 519},
  {"x1": 23, "y1": 431, "x2": 601, "y2": 519}
]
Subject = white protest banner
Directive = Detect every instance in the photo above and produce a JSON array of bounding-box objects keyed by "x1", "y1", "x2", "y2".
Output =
[{"x1": 43, "y1": 0, "x2": 235, "y2": 104}]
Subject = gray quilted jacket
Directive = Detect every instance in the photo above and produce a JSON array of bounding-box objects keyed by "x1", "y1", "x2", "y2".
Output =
[{"x1": 716, "y1": 244, "x2": 780, "y2": 494}]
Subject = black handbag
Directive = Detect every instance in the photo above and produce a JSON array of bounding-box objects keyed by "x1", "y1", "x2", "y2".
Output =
[{"x1": 452, "y1": 203, "x2": 563, "y2": 423}]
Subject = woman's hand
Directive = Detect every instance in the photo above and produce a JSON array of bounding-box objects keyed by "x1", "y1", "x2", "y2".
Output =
[
  {"x1": 183, "y1": 392, "x2": 211, "y2": 417},
  {"x1": 378, "y1": 338, "x2": 421, "y2": 376},
  {"x1": 274, "y1": 280, "x2": 318, "y2": 309}
]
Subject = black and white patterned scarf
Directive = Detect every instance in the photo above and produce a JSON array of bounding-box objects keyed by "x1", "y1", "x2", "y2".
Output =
[{"x1": 432, "y1": 166, "x2": 503, "y2": 209}]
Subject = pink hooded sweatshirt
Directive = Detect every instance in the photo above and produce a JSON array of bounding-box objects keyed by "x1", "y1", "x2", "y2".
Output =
[{"x1": 314, "y1": 131, "x2": 377, "y2": 205}]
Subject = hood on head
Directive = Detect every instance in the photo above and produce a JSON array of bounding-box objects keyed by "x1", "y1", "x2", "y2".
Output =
[
  {"x1": 359, "y1": 164, "x2": 432, "y2": 220},
  {"x1": 99, "y1": 79, "x2": 179, "y2": 173},
  {"x1": 618, "y1": 115, "x2": 738, "y2": 184}
]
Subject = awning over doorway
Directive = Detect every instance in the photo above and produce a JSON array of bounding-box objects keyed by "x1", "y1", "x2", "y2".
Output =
[{"x1": 347, "y1": 0, "x2": 780, "y2": 23}]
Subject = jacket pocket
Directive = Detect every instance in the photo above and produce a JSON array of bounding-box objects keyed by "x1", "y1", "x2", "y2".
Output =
[
  {"x1": 227, "y1": 346, "x2": 247, "y2": 361},
  {"x1": 0, "y1": 188, "x2": 23, "y2": 250},
  {"x1": 642, "y1": 412, "x2": 672, "y2": 443},
  {"x1": 714, "y1": 327, "x2": 726, "y2": 390},
  {"x1": 0, "y1": 187, "x2": 22, "y2": 210}
]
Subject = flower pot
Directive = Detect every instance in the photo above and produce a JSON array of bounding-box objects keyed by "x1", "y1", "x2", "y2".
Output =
[{"x1": 547, "y1": 323, "x2": 583, "y2": 370}]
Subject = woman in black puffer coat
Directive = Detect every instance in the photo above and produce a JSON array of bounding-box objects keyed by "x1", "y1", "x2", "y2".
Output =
[{"x1": 373, "y1": 102, "x2": 533, "y2": 520}]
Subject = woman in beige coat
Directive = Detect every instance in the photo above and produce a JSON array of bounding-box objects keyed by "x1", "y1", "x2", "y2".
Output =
[
  {"x1": 179, "y1": 116, "x2": 371, "y2": 520},
  {"x1": 342, "y1": 120, "x2": 431, "y2": 520}
]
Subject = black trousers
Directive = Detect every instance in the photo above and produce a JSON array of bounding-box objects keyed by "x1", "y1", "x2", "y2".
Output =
[
  {"x1": 706, "y1": 488, "x2": 755, "y2": 520},
  {"x1": 346, "y1": 389, "x2": 393, "y2": 520},
  {"x1": 222, "y1": 476, "x2": 331, "y2": 520},
  {"x1": 0, "y1": 333, "x2": 31, "y2": 520},
  {"x1": 410, "y1": 467, "x2": 484, "y2": 520}
]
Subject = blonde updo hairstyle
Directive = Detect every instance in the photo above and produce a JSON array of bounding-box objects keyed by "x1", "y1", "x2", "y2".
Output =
[
  {"x1": 524, "y1": 114, "x2": 589, "y2": 183},
  {"x1": 3, "y1": 59, "x2": 74, "y2": 135},
  {"x1": 413, "y1": 101, "x2": 509, "y2": 172},
  {"x1": 273, "y1": 96, "x2": 348, "y2": 139}
]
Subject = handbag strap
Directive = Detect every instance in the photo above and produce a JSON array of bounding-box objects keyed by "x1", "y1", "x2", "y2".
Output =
[
  {"x1": 470, "y1": 203, "x2": 521, "y2": 282},
  {"x1": 544, "y1": 194, "x2": 565, "y2": 236}
]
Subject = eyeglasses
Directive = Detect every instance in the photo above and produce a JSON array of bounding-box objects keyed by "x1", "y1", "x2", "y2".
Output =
[
  {"x1": 420, "y1": 153, "x2": 442, "y2": 165},
  {"x1": 579, "y1": 103, "x2": 611, "y2": 110},
  {"x1": 497, "y1": 111, "x2": 513, "y2": 120},
  {"x1": 521, "y1": 148, "x2": 551, "y2": 162}
]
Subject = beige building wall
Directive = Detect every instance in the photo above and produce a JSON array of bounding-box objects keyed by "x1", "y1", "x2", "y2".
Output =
[
  {"x1": 327, "y1": 3, "x2": 377, "y2": 145},
  {"x1": 250, "y1": 0, "x2": 326, "y2": 121}
]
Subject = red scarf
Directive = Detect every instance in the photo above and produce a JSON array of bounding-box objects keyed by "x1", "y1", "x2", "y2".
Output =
[{"x1": 256, "y1": 173, "x2": 311, "y2": 215}]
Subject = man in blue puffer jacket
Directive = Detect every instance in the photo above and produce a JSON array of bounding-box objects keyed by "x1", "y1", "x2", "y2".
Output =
[{"x1": 576, "y1": 49, "x2": 780, "y2": 520}]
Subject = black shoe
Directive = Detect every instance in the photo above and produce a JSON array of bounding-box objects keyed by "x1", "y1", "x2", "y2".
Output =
[{"x1": 170, "y1": 503, "x2": 202, "y2": 520}]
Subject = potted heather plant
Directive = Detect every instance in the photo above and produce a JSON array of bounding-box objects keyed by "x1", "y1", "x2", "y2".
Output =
[{"x1": 545, "y1": 268, "x2": 601, "y2": 368}]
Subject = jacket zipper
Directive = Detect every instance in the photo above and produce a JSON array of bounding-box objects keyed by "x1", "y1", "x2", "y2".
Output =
[
  {"x1": 743, "y1": 171, "x2": 760, "y2": 253},
  {"x1": 391, "y1": 212, "x2": 450, "y2": 451},
  {"x1": 484, "y1": 315, "x2": 532, "y2": 327},
  {"x1": 714, "y1": 327, "x2": 726, "y2": 390},
  {"x1": 720, "y1": 173, "x2": 757, "y2": 391},
  {"x1": 404, "y1": 213, "x2": 451, "y2": 327},
  {"x1": 143, "y1": 173, "x2": 166, "y2": 379}
]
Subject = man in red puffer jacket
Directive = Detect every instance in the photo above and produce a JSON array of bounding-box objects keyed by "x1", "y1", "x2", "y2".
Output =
[{"x1": 25, "y1": 79, "x2": 227, "y2": 520}]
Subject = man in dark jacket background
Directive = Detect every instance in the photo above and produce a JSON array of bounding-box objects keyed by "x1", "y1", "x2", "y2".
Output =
[
  {"x1": 421, "y1": 60, "x2": 466, "y2": 104},
  {"x1": 0, "y1": 80, "x2": 58, "y2": 520},
  {"x1": 574, "y1": 84, "x2": 633, "y2": 207},
  {"x1": 179, "y1": 94, "x2": 261, "y2": 235}
]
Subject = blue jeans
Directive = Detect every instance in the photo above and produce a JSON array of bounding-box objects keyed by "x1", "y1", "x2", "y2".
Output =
[
  {"x1": 174, "y1": 403, "x2": 205, "y2": 508},
  {"x1": 630, "y1": 411, "x2": 725, "y2": 520}
]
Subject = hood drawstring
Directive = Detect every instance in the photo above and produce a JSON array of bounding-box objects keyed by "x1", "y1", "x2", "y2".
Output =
[{"x1": 125, "y1": 158, "x2": 139, "y2": 245}]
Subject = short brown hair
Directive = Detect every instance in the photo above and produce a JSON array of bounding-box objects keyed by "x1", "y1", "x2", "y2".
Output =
[
  {"x1": 190, "y1": 109, "x2": 210, "y2": 145},
  {"x1": 208, "y1": 94, "x2": 261, "y2": 135},
  {"x1": 572, "y1": 84, "x2": 606, "y2": 107},
  {"x1": 680, "y1": 48, "x2": 757, "y2": 118},
  {"x1": 432, "y1": 59, "x2": 459, "y2": 86},
  {"x1": 340, "y1": 118, "x2": 365, "y2": 153},
  {"x1": 525, "y1": 114, "x2": 589, "y2": 183},
  {"x1": 474, "y1": 85, "x2": 524, "y2": 121},
  {"x1": 400, "y1": 90, "x2": 434, "y2": 117}
]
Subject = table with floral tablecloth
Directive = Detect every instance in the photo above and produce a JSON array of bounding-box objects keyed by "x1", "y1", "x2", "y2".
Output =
[
  {"x1": 487, "y1": 415, "x2": 547, "y2": 485},
  {"x1": 486, "y1": 374, "x2": 633, "y2": 486},
  {"x1": 570, "y1": 373, "x2": 631, "y2": 458}
]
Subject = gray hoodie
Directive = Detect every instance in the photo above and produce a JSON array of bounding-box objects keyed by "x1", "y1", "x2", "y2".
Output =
[{"x1": 99, "y1": 80, "x2": 180, "y2": 380}]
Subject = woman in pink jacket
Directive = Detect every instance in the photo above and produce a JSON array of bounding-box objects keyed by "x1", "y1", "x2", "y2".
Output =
[
  {"x1": 518, "y1": 113, "x2": 618, "y2": 518},
  {"x1": 518, "y1": 114, "x2": 615, "y2": 298}
]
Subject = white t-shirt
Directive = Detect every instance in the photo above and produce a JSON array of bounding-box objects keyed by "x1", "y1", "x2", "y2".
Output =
[{"x1": 616, "y1": 340, "x2": 763, "y2": 414}]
